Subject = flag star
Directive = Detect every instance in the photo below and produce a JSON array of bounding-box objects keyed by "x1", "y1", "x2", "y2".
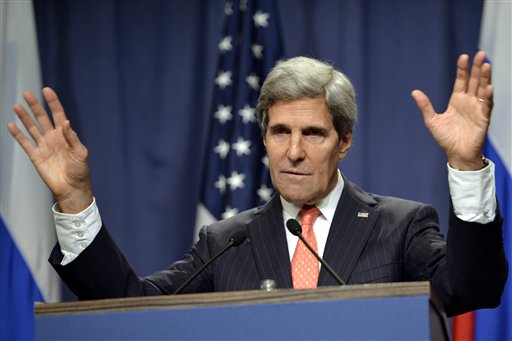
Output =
[
  {"x1": 253, "y1": 10, "x2": 269, "y2": 27},
  {"x1": 257, "y1": 184, "x2": 273, "y2": 202},
  {"x1": 227, "y1": 171, "x2": 246, "y2": 191},
  {"x1": 239, "y1": 104, "x2": 256, "y2": 123},
  {"x1": 232, "y1": 137, "x2": 251, "y2": 156},
  {"x1": 246, "y1": 73, "x2": 260, "y2": 90},
  {"x1": 214, "y1": 139, "x2": 230, "y2": 159},
  {"x1": 214, "y1": 105, "x2": 233, "y2": 124},
  {"x1": 222, "y1": 206, "x2": 239, "y2": 219},
  {"x1": 201, "y1": 2, "x2": 281, "y2": 223},
  {"x1": 215, "y1": 70, "x2": 232, "y2": 89},
  {"x1": 239, "y1": 0, "x2": 247, "y2": 11},
  {"x1": 214, "y1": 175, "x2": 227, "y2": 193},
  {"x1": 251, "y1": 44, "x2": 263, "y2": 59},
  {"x1": 262, "y1": 156, "x2": 269, "y2": 168},
  {"x1": 219, "y1": 36, "x2": 233, "y2": 53},
  {"x1": 224, "y1": 1, "x2": 233, "y2": 15}
]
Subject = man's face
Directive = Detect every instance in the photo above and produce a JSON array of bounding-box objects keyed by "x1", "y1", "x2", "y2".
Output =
[{"x1": 264, "y1": 97, "x2": 352, "y2": 205}]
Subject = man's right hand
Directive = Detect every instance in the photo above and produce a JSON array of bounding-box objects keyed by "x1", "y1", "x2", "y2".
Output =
[{"x1": 7, "y1": 87, "x2": 93, "y2": 214}]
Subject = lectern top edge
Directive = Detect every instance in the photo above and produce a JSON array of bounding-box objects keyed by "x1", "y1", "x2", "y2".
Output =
[{"x1": 35, "y1": 281, "x2": 431, "y2": 316}]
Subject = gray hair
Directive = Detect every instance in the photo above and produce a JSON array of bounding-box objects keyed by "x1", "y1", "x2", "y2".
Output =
[{"x1": 256, "y1": 56, "x2": 357, "y2": 139}]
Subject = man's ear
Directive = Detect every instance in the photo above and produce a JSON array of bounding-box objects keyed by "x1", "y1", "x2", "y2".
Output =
[{"x1": 338, "y1": 132, "x2": 353, "y2": 160}]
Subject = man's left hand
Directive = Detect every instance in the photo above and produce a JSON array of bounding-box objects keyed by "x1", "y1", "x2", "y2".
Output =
[{"x1": 412, "y1": 51, "x2": 493, "y2": 171}]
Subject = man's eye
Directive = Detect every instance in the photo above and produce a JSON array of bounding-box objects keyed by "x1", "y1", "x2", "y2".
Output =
[
  {"x1": 303, "y1": 129, "x2": 326, "y2": 144},
  {"x1": 272, "y1": 128, "x2": 289, "y2": 135},
  {"x1": 304, "y1": 128, "x2": 325, "y2": 137},
  {"x1": 268, "y1": 127, "x2": 290, "y2": 143}
]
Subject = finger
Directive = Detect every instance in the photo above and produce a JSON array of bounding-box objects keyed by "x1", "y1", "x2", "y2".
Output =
[
  {"x1": 484, "y1": 84, "x2": 494, "y2": 101},
  {"x1": 23, "y1": 91, "x2": 54, "y2": 132},
  {"x1": 42, "y1": 87, "x2": 69, "y2": 127},
  {"x1": 7, "y1": 122, "x2": 36, "y2": 157},
  {"x1": 479, "y1": 84, "x2": 494, "y2": 115},
  {"x1": 477, "y1": 62, "x2": 492, "y2": 99},
  {"x1": 12, "y1": 103, "x2": 44, "y2": 142},
  {"x1": 62, "y1": 120, "x2": 88, "y2": 160},
  {"x1": 62, "y1": 120, "x2": 83, "y2": 149},
  {"x1": 452, "y1": 54, "x2": 469, "y2": 94},
  {"x1": 411, "y1": 90, "x2": 437, "y2": 128},
  {"x1": 467, "y1": 51, "x2": 486, "y2": 96}
]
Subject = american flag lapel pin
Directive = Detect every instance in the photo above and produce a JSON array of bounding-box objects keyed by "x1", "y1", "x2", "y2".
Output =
[{"x1": 357, "y1": 212, "x2": 369, "y2": 218}]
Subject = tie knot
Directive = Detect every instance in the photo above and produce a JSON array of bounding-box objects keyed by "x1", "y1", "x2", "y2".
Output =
[{"x1": 300, "y1": 205, "x2": 321, "y2": 232}]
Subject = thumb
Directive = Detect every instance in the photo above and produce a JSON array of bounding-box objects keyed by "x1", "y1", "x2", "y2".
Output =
[{"x1": 411, "y1": 90, "x2": 436, "y2": 127}]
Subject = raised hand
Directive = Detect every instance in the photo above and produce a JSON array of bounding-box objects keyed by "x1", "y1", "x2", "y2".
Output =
[
  {"x1": 412, "y1": 51, "x2": 493, "y2": 171},
  {"x1": 7, "y1": 87, "x2": 93, "y2": 213}
]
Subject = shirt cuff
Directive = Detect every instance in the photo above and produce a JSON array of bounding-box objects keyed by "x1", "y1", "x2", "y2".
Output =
[
  {"x1": 53, "y1": 197, "x2": 102, "y2": 265},
  {"x1": 447, "y1": 159, "x2": 496, "y2": 224}
]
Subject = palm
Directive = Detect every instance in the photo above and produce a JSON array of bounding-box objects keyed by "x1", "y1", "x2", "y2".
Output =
[
  {"x1": 427, "y1": 93, "x2": 489, "y2": 161},
  {"x1": 412, "y1": 51, "x2": 493, "y2": 170},
  {"x1": 29, "y1": 126, "x2": 88, "y2": 197}
]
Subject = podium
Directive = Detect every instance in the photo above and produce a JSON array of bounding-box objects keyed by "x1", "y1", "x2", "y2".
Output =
[{"x1": 35, "y1": 281, "x2": 449, "y2": 340}]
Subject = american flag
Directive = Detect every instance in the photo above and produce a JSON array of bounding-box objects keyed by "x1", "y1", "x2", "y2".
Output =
[{"x1": 197, "y1": 0, "x2": 283, "y2": 227}]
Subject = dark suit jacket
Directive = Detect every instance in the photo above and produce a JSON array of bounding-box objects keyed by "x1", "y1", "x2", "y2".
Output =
[{"x1": 50, "y1": 178, "x2": 508, "y2": 316}]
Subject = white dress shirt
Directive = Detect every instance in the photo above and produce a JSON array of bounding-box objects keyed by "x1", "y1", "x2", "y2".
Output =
[{"x1": 281, "y1": 171, "x2": 345, "y2": 261}]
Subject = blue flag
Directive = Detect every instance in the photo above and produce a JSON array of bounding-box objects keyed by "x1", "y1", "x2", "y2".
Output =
[{"x1": 196, "y1": 0, "x2": 283, "y2": 229}]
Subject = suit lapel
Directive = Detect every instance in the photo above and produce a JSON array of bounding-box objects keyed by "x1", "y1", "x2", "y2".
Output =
[
  {"x1": 246, "y1": 195, "x2": 293, "y2": 289},
  {"x1": 319, "y1": 179, "x2": 380, "y2": 286}
]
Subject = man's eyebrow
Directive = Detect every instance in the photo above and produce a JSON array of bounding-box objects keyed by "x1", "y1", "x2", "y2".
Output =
[
  {"x1": 268, "y1": 123, "x2": 329, "y2": 132},
  {"x1": 268, "y1": 123, "x2": 289, "y2": 130},
  {"x1": 303, "y1": 126, "x2": 328, "y2": 133}
]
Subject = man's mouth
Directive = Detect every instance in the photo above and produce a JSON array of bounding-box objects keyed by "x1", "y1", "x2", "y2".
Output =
[{"x1": 281, "y1": 170, "x2": 309, "y2": 177}]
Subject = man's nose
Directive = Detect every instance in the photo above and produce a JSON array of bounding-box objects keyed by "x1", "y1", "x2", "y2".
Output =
[{"x1": 286, "y1": 134, "x2": 306, "y2": 161}]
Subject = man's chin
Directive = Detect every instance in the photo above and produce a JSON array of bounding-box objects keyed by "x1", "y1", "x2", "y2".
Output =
[{"x1": 280, "y1": 192, "x2": 315, "y2": 206}]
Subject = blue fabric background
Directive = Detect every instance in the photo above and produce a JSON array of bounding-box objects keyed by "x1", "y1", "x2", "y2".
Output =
[{"x1": 33, "y1": 0, "x2": 483, "y2": 299}]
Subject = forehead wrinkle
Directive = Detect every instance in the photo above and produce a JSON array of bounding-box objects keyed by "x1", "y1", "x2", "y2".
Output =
[
  {"x1": 269, "y1": 117, "x2": 333, "y2": 130},
  {"x1": 268, "y1": 98, "x2": 335, "y2": 133}
]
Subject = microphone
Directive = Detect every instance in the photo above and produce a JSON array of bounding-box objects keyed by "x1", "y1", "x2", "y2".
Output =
[
  {"x1": 286, "y1": 219, "x2": 346, "y2": 286},
  {"x1": 172, "y1": 230, "x2": 247, "y2": 295}
]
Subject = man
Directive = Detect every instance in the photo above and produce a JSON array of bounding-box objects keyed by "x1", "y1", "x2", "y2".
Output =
[{"x1": 7, "y1": 52, "x2": 507, "y2": 317}]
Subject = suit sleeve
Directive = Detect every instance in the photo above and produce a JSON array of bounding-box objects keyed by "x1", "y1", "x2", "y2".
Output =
[
  {"x1": 49, "y1": 225, "x2": 214, "y2": 300},
  {"x1": 443, "y1": 208, "x2": 508, "y2": 315},
  {"x1": 404, "y1": 204, "x2": 508, "y2": 317}
]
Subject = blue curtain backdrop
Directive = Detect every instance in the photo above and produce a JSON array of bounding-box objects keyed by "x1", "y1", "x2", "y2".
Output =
[{"x1": 32, "y1": 0, "x2": 484, "y2": 300}]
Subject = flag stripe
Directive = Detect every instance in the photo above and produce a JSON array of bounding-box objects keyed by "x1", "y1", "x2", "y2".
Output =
[
  {"x1": 0, "y1": 1, "x2": 60, "y2": 339},
  {"x1": 474, "y1": 1, "x2": 512, "y2": 340},
  {"x1": 480, "y1": 2, "x2": 512, "y2": 171},
  {"x1": 0, "y1": 218, "x2": 44, "y2": 340},
  {"x1": 452, "y1": 311, "x2": 474, "y2": 341},
  {"x1": 476, "y1": 139, "x2": 512, "y2": 341}
]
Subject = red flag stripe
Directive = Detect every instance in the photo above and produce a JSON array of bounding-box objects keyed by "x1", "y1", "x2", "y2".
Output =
[{"x1": 452, "y1": 311, "x2": 475, "y2": 341}]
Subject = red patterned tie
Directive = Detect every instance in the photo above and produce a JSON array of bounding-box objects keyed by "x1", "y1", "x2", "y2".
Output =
[{"x1": 291, "y1": 205, "x2": 321, "y2": 289}]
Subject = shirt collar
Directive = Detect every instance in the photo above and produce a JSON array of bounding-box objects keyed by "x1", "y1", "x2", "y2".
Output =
[{"x1": 280, "y1": 170, "x2": 344, "y2": 223}]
